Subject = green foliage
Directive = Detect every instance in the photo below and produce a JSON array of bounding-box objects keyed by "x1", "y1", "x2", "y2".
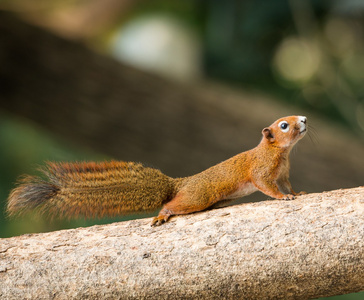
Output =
[{"x1": 202, "y1": 0, "x2": 364, "y2": 135}]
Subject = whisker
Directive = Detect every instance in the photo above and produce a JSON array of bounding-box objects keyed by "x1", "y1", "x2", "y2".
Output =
[
  {"x1": 293, "y1": 145, "x2": 298, "y2": 156},
  {"x1": 291, "y1": 143, "x2": 299, "y2": 156},
  {"x1": 307, "y1": 124, "x2": 320, "y2": 146}
]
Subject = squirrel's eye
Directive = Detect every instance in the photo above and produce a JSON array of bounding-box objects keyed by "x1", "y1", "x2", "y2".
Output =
[{"x1": 279, "y1": 121, "x2": 289, "y2": 132}]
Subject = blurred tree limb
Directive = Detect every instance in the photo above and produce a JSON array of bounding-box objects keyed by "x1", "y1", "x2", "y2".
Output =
[
  {"x1": 0, "y1": 0, "x2": 140, "y2": 38},
  {"x1": 0, "y1": 11, "x2": 363, "y2": 193},
  {"x1": 0, "y1": 187, "x2": 363, "y2": 299}
]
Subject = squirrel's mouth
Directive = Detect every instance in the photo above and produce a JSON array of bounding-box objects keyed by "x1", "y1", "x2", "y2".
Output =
[{"x1": 299, "y1": 128, "x2": 307, "y2": 135}]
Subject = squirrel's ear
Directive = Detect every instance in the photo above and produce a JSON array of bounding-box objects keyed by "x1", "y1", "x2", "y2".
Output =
[{"x1": 262, "y1": 127, "x2": 275, "y2": 142}]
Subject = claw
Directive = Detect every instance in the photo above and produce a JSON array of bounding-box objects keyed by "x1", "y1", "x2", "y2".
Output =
[
  {"x1": 151, "y1": 215, "x2": 169, "y2": 226},
  {"x1": 283, "y1": 194, "x2": 295, "y2": 200}
]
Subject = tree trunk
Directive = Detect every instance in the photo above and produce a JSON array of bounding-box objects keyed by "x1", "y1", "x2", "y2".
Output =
[{"x1": 1, "y1": 187, "x2": 363, "y2": 299}]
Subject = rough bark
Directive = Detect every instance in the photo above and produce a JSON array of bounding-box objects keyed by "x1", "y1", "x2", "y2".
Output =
[
  {"x1": 1, "y1": 187, "x2": 363, "y2": 299},
  {"x1": 0, "y1": 11, "x2": 363, "y2": 197}
]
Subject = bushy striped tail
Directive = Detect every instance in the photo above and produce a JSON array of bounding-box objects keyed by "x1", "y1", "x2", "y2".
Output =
[
  {"x1": 7, "y1": 161, "x2": 176, "y2": 219},
  {"x1": 7, "y1": 175, "x2": 59, "y2": 216}
]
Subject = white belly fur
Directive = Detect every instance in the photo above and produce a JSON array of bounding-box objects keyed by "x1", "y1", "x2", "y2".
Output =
[{"x1": 225, "y1": 182, "x2": 258, "y2": 199}]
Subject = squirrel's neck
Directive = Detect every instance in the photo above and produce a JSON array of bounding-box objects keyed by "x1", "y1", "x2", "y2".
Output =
[{"x1": 253, "y1": 139, "x2": 292, "y2": 166}]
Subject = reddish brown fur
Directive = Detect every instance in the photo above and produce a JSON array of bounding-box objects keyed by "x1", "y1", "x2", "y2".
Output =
[
  {"x1": 151, "y1": 115, "x2": 307, "y2": 225},
  {"x1": 7, "y1": 116, "x2": 307, "y2": 226}
]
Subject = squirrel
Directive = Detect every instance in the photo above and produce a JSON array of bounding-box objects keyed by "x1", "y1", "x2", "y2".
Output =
[{"x1": 7, "y1": 115, "x2": 307, "y2": 226}]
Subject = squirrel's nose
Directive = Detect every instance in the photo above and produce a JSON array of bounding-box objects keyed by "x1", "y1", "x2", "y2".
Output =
[{"x1": 299, "y1": 116, "x2": 307, "y2": 124}]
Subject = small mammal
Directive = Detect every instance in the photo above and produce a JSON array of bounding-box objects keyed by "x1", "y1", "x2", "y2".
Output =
[{"x1": 7, "y1": 116, "x2": 307, "y2": 226}]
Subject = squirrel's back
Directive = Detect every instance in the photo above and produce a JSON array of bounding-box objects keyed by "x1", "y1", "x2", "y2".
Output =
[{"x1": 7, "y1": 161, "x2": 176, "y2": 218}]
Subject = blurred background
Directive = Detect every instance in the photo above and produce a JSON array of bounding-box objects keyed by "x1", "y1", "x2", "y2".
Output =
[
  {"x1": 0, "y1": 1, "x2": 363, "y2": 298},
  {"x1": 1, "y1": 0, "x2": 364, "y2": 228}
]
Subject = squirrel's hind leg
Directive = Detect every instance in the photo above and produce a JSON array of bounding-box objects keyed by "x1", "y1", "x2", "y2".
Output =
[{"x1": 151, "y1": 192, "x2": 210, "y2": 226}]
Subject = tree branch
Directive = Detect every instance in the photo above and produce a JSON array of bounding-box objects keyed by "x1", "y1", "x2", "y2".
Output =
[{"x1": 1, "y1": 187, "x2": 363, "y2": 299}]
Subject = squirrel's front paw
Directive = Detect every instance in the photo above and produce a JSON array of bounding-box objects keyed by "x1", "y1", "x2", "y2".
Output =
[
  {"x1": 297, "y1": 191, "x2": 306, "y2": 195},
  {"x1": 282, "y1": 194, "x2": 295, "y2": 200}
]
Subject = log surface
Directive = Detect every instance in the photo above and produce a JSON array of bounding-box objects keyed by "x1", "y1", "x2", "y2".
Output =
[{"x1": 1, "y1": 187, "x2": 363, "y2": 299}]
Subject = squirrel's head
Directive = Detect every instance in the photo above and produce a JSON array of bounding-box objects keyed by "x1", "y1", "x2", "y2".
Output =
[{"x1": 261, "y1": 116, "x2": 307, "y2": 148}]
